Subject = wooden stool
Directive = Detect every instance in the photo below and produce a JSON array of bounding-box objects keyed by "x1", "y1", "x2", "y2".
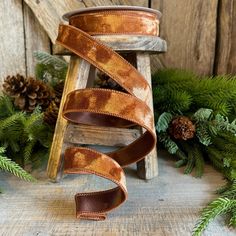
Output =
[{"x1": 47, "y1": 35, "x2": 167, "y2": 181}]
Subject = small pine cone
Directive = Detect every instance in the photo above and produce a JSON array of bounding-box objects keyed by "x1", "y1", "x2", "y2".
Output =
[
  {"x1": 54, "y1": 80, "x2": 64, "y2": 98},
  {"x1": 53, "y1": 80, "x2": 64, "y2": 106},
  {"x1": 169, "y1": 116, "x2": 196, "y2": 140},
  {"x1": 95, "y1": 71, "x2": 124, "y2": 91},
  {"x1": 43, "y1": 101, "x2": 59, "y2": 126},
  {"x1": 3, "y1": 74, "x2": 27, "y2": 97}
]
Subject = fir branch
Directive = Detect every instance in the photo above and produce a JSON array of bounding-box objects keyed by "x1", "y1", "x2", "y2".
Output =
[
  {"x1": 193, "y1": 108, "x2": 213, "y2": 122},
  {"x1": 156, "y1": 112, "x2": 173, "y2": 132},
  {"x1": 0, "y1": 148, "x2": 35, "y2": 182},
  {"x1": 0, "y1": 112, "x2": 24, "y2": 137},
  {"x1": 193, "y1": 198, "x2": 236, "y2": 236},
  {"x1": 158, "y1": 133, "x2": 179, "y2": 154},
  {"x1": 34, "y1": 51, "x2": 68, "y2": 86},
  {"x1": 193, "y1": 144, "x2": 205, "y2": 178},
  {"x1": 196, "y1": 123, "x2": 212, "y2": 146},
  {"x1": 175, "y1": 159, "x2": 187, "y2": 168},
  {"x1": 184, "y1": 151, "x2": 195, "y2": 174},
  {"x1": 216, "y1": 181, "x2": 233, "y2": 195},
  {"x1": 0, "y1": 95, "x2": 15, "y2": 118},
  {"x1": 34, "y1": 51, "x2": 67, "y2": 69},
  {"x1": 229, "y1": 208, "x2": 236, "y2": 227},
  {"x1": 23, "y1": 140, "x2": 37, "y2": 162}
]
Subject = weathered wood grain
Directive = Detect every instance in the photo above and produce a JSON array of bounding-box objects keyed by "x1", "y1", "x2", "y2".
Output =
[
  {"x1": 0, "y1": 0, "x2": 26, "y2": 85},
  {"x1": 54, "y1": 35, "x2": 167, "y2": 54},
  {"x1": 23, "y1": 0, "x2": 148, "y2": 44},
  {"x1": 0, "y1": 154, "x2": 233, "y2": 236},
  {"x1": 23, "y1": 0, "x2": 83, "y2": 43},
  {"x1": 136, "y1": 52, "x2": 158, "y2": 179},
  {"x1": 64, "y1": 124, "x2": 140, "y2": 146},
  {"x1": 152, "y1": 0, "x2": 218, "y2": 75},
  {"x1": 214, "y1": 0, "x2": 236, "y2": 75},
  {"x1": 47, "y1": 57, "x2": 90, "y2": 181},
  {"x1": 23, "y1": 3, "x2": 51, "y2": 77}
]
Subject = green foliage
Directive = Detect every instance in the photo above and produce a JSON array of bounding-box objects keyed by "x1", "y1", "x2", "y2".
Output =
[
  {"x1": 192, "y1": 198, "x2": 236, "y2": 236},
  {"x1": 0, "y1": 147, "x2": 35, "y2": 182},
  {"x1": 153, "y1": 69, "x2": 236, "y2": 234},
  {"x1": 156, "y1": 112, "x2": 173, "y2": 132},
  {"x1": 158, "y1": 133, "x2": 179, "y2": 154},
  {"x1": 153, "y1": 69, "x2": 236, "y2": 117},
  {"x1": 192, "y1": 108, "x2": 213, "y2": 122},
  {"x1": 34, "y1": 51, "x2": 68, "y2": 87},
  {"x1": 0, "y1": 95, "x2": 53, "y2": 167}
]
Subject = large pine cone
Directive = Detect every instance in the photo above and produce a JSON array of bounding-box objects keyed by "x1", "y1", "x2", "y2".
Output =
[
  {"x1": 3, "y1": 74, "x2": 27, "y2": 97},
  {"x1": 3, "y1": 75, "x2": 54, "y2": 112},
  {"x1": 169, "y1": 116, "x2": 196, "y2": 140}
]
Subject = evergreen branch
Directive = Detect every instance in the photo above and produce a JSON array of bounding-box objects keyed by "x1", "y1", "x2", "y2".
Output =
[
  {"x1": 156, "y1": 112, "x2": 173, "y2": 132},
  {"x1": 193, "y1": 198, "x2": 236, "y2": 236},
  {"x1": 193, "y1": 108, "x2": 213, "y2": 122},
  {"x1": 196, "y1": 123, "x2": 212, "y2": 146},
  {"x1": 184, "y1": 149, "x2": 195, "y2": 174},
  {"x1": 193, "y1": 144, "x2": 205, "y2": 178},
  {"x1": 216, "y1": 181, "x2": 233, "y2": 194},
  {"x1": 23, "y1": 140, "x2": 37, "y2": 162},
  {"x1": 176, "y1": 149, "x2": 188, "y2": 160},
  {"x1": 34, "y1": 51, "x2": 67, "y2": 68},
  {"x1": 0, "y1": 95, "x2": 15, "y2": 118},
  {"x1": 0, "y1": 149, "x2": 35, "y2": 182},
  {"x1": 175, "y1": 159, "x2": 187, "y2": 168},
  {"x1": 158, "y1": 133, "x2": 179, "y2": 154},
  {"x1": 0, "y1": 112, "x2": 24, "y2": 135},
  {"x1": 229, "y1": 208, "x2": 236, "y2": 227}
]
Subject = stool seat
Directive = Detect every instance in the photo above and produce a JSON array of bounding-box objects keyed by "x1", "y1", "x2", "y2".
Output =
[{"x1": 54, "y1": 35, "x2": 167, "y2": 54}]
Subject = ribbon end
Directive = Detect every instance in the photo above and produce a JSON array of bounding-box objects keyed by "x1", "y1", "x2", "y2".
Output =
[{"x1": 76, "y1": 212, "x2": 107, "y2": 221}]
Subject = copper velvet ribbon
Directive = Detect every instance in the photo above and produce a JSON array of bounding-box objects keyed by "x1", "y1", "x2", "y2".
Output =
[{"x1": 56, "y1": 8, "x2": 159, "y2": 220}]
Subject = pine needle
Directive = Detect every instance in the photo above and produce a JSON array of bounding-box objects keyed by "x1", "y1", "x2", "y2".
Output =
[
  {"x1": 156, "y1": 112, "x2": 173, "y2": 132},
  {"x1": 34, "y1": 51, "x2": 67, "y2": 68},
  {"x1": 0, "y1": 148, "x2": 36, "y2": 182},
  {"x1": 193, "y1": 198, "x2": 236, "y2": 236}
]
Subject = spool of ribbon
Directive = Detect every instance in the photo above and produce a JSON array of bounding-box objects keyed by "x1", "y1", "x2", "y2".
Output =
[{"x1": 56, "y1": 6, "x2": 160, "y2": 220}]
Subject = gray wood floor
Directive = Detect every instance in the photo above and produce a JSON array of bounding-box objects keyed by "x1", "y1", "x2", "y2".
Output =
[{"x1": 0, "y1": 151, "x2": 235, "y2": 236}]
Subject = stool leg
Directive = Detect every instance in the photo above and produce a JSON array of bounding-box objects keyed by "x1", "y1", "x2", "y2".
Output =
[
  {"x1": 47, "y1": 56, "x2": 90, "y2": 181},
  {"x1": 136, "y1": 52, "x2": 158, "y2": 179}
]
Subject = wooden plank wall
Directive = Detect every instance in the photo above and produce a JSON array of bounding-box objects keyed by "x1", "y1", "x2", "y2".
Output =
[
  {"x1": 1, "y1": 0, "x2": 236, "y2": 88},
  {"x1": 0, "y1": 0, "x2": 50, "y2": 87}
]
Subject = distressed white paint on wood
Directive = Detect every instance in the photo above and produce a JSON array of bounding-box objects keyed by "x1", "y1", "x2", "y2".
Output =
[
  {"x1": 23, "y1": 3, "x2": 51, "y2": 77},
  {"x1": 0, "y1": 0, "x2": 26, "y2": 85},
  {"x1": 0, "y1": 153, "x2": 233, "y2": 236}
]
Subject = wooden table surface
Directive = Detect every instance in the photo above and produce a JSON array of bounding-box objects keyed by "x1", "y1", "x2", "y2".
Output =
[{"x1": 0, "y1": 151, "x2": 235, "y2": 236}]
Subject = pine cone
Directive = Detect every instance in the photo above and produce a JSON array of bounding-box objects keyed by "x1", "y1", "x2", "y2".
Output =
[
  {"x1": 53, "y1": 80, "x2": 64, "y2": 106},
  {"x1": 3, "y1": 75, "x2": 54, "y2": 112},
  {"x1": 169, "y1": 116, "x2": 196, "y2": 140},
  {"x1": 3, "y1": 74, "x2": 27, "y2": 97},
  {"x1": 43, "y1": 101, "x2": 59, "y2": 126},
  {"x1": 94, "y1": 71, "x2": 124, "y2": 91}
]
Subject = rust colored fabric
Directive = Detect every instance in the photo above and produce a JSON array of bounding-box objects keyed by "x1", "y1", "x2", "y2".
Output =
[{"x1": 56, "y1": 8, "x2": 159, "y2": 220}]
